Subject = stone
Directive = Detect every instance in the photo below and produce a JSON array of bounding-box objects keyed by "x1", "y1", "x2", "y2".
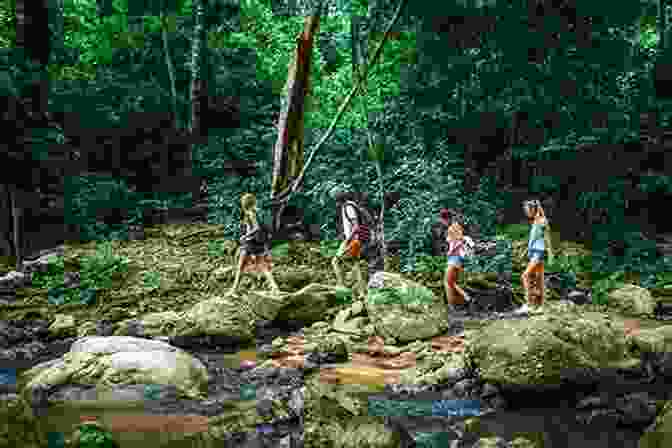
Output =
[
  {"x1": 365, "y1": 272, "x2": 450, "y2": 343},
  {"x1": 20, "y1": 336, "x2": 210, "y2": 401},
  {"x1": 465, "y1": 310, "x2": 632, "y2": 386},
  {"x1": 47, "y1": 314, "x2": 76, "y2": 337},
  {"x1": 639, "y1": 401, "x2": 672, "y2": 448},
  {"x1": 607, "y1": 284, "x2": 657, "y2": 317},
  {"x1": 0, "y1": 271, "x2": 31, "y2": 290}
]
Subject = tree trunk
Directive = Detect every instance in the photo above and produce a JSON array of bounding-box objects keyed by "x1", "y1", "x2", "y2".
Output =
[
  {"x1": 189, "y1": 0, "x2": 207, "y2": 146},
  {"x1": 9, "y1": 186, "x2": 22, "y2": 272},
  {"x1": 15, "y1": 0, "x2": 51, "y2": 66},
  {"x1": 161, "y1": 10, "x2": 180, "y2": 129},
  {"x1": 271, "y1": 14, "x2": 320, "y2": 233}
]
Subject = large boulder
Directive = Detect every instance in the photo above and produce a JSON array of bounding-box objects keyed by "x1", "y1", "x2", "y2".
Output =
[
  {"x1": 465, "y1": 303, "x2": 632, "y2": 386},
  {"x1": 607, "y1": 284, "x2": 657, "y2": 317},
  {"x1": 365, "y1": 272, "x2": 450, "y2": 344},
  {"x1": 114, "y1": 285, "x2": 343, "y2": 342},
  {"x1": 250, "y1": 283, "x2": 343, "y2": 324},
  {"x1": 20, "y1": 336, "x2": 209, "y2": 401}
]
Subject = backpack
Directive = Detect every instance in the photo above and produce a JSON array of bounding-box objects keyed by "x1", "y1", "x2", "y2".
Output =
[
  {"x1": 339, "y1": 200, "x2": 378, "y2": 256},
  {"x1": 462, "y1": 235, "x2": 476, "y2": 258}
]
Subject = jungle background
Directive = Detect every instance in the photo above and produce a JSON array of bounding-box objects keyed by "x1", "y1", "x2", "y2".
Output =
[{"x1": 1, "y1": 0, "x2": 672, "y2": 303}]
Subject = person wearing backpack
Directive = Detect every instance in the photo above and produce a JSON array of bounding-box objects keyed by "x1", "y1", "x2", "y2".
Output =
[
  {"x1": 444, "y1": 220, "x2": 475, "y2": 313},
  {"x1": 331, "y1": 191, "x2": 375, "y2": 299},
  {"x1": 227, "y1": 193, "x2": 280, "y2": 296}
]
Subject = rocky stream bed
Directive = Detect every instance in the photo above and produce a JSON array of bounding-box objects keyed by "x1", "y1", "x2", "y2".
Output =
[{"x1": 0, "y1": 223, "x2": 671, "y2": 448}]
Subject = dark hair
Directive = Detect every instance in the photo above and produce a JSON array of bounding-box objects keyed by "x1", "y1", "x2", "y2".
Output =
[{"x1": 334, "y1": 191, "x2": 369, "y2": 205}]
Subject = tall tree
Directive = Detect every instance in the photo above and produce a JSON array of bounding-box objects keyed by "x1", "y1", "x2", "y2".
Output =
[
  {"x1": 160, "y1": 8, "x2": 180, "y2": 129},
  {"x1": 270, "y1": 13, "x2": 321, "y2": 234},
  {"x1": 190, "y1": 0, "x2": 207, "y2": 146},
  {"x1": 10, "y1": 0, "x2": 52, "y2": 270}
]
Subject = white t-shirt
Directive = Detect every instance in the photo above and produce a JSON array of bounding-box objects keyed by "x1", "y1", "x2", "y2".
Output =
[{"x1": 342, "y1": 202, "x2": 358, "y2": 240}]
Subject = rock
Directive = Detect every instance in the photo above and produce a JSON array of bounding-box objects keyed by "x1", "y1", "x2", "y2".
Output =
[
  {"x1": 365, "y1": 272, "x2": 450, "y2": 343},
  {"x1": 607, "y1": 284, "x2": 657, "y2": 317},
  {"x1": 566, "y1": 289, "x2": 591, "y2": 305},
  {"x1": 465, "y1": 310, "x2": 632, "y2": 387},
  {"x1": 258, "y1": 283, "x2": 344, "y2": 325},
  {"x1": 20, "y1": 336, "x2": 210, "y2": 401},
  {"x1": 625, "y1": 324, "x2": 672, "y2": 356},
  {"x1": 0, "y1": 393, "x2": 47, "y2": 448},
  {"x1": 0, "y1": 271, "x2": 31, "y2": 290},
  {"x1": 473, "y1": 437, "x2": 509, "y2": 447},
  {"x1": 48, "y1": 314, "x2": 76, "y2": 338},
  {"x1": 639, "y1": 401, "x2": 672, "y2": 448}
]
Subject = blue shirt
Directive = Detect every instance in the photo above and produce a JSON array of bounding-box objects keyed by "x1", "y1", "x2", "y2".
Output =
[{"x1": 528, "y1": 222, "x2": 545, "y2": 251}]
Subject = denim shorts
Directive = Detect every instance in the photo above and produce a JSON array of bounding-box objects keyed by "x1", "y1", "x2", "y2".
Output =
[
  {"x1": 447, "y1": 255, "x2": 464, "y2": 266},
  {"x1": 528, "y1": 249, "x2": 545, "y2": 263}
]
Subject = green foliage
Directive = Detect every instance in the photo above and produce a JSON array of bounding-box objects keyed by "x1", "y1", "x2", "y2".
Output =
[
  {"x1": 367, "y1": 286, "x2": 433, "y2": 306},
  {"x1": 637, "y1": 173, "x2": 672, "y2": 194},
  {"x1": 591, "y1": 272, "x2": 628, "y2": 306},
  {"x1": 334, "y1": 286, "x2": 354, "y2": 306},
  {"x1": 142, "y1": 271, "x2": 162, "y2": 291},
  {"x1": 320, "y1": 240, "x2": 342, "y2": 259},
  {"x1": 76, "y1": 422, "x2": 117, "y2": 448},
  {"x1": 34, "y1": 241, "x2": 129, "y2": 306},
  {"x1": 530, "y1": 175, "x2": 561, "y2": 194}
]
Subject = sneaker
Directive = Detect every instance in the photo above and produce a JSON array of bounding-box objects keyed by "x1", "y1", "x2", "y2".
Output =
[{"x1": 513, "y1": 304, "x2": 531, "y2": 314}]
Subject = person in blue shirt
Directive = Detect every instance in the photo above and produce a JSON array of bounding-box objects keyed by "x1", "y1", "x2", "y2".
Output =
[{"x1": 515, "y1": 199, "x2": 554, "y2": 314}]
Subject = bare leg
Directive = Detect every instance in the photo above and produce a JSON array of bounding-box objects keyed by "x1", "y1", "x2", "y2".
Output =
[
  {"x1": 444, "y1": 265, "x2": 466, "y2": 305},
  {"x1": 352, "y1": 260, "x2": 366, "y2": 298},
  {"x1": 227, "y1": 250, "x2": 247, "y2": 296},
  {"x1": 332, "y1": 256, "x2": 346, "y2": 288},
  {"x1": 522, "y1": 260, "x2": 542, "y2": 306},
  {"x1": 535, "y1": 263, "x2": 545, "y2": 306}
]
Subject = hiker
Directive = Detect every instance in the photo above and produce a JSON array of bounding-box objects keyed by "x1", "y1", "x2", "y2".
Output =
[
  {"x1": 516, "y1": 199, "x2": 554, "y2": 313},
  {"x1": 227, "y1": 193, "x2": 280, "y2": 296},
  {"x1": 331, "y1": 191, "x2": 374, "y2": 299},
  {"x1": 444, "y1": 220, "x2": 474, "y2": 312}
]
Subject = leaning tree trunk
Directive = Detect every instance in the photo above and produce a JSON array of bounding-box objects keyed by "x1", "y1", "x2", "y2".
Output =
[{"x1": 270, "y1": 14, "x2": 321, "y2": 234}]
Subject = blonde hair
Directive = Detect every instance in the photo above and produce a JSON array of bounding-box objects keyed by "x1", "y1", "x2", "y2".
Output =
[
  {"x1": 240, "y1": 193, "x2": 257, "y2": 227},
  {"x1": 524, "y1": 199, "x2": 554, "y2": 264}
]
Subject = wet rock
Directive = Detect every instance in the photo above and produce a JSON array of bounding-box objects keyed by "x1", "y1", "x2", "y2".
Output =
[
  {"x1": 566, "y1": 289, "x2": 591, "y2": 305},
  {"x1": 47, "y1": 314, "x2": 76, "y2": 337},
  {"x1": 366, "y1": 272, "x2": 450, "y2": 343},
  {"x1": 0, "y1": 271, "x2": 31, "y2": 290},
  {"x1": 466, "y1": 308, "x2": 632, "y2": 386},
  {"x1": 608, "y1": 284, "x2": 657, "y2": 317},
  {"x1": 21, "y1": 336, "x2": 210, "y2": 401},
  {"x1": 95, "y1": 320, "x2": 116, "y2": 337}
]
